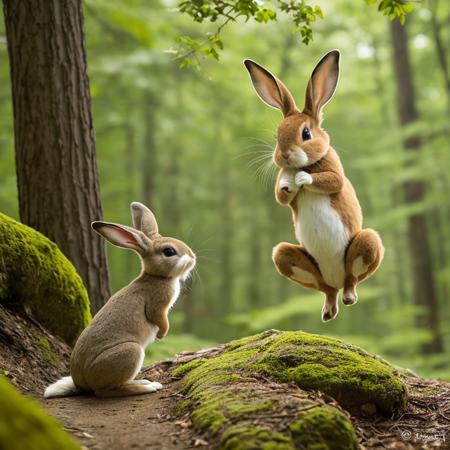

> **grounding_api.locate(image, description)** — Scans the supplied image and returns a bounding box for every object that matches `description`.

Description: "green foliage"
[175,0,414,68]
[0,213,91,345]
[0,376,80,450]
[366,0,415,24]
[176,0,325,68]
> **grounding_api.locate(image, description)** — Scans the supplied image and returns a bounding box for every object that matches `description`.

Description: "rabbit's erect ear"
[244,59,297,117]
[130,202,159,238]
[303,50,340,122]
[92,221,149,254]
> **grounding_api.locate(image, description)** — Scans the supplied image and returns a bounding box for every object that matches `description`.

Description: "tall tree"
[389,18,443,353]
[429,0,450,109]
[2,0,110,314]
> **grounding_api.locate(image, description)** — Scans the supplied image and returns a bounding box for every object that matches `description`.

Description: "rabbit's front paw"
[295,171,313,188]
[279,173,296,193]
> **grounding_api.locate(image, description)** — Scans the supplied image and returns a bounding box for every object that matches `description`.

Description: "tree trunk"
[429,0,450,109]
[389,19,443,353]
[3,0,110,314]
[142,92,157,208]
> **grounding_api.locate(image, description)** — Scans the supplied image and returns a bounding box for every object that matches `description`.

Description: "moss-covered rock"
[248,331,407,416]
[176,330,407,417]
[172,330,408,449]
[0,376,80,450]
[172,332,382,449]
[0,213,90,345]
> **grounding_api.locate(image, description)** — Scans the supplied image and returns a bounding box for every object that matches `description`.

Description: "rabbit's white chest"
[169,280,181,310]
[142,325,158,349]
[295,191,349,289]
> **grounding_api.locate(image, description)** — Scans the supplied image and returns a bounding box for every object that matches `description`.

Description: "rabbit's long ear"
[130,202,159,238]
[244,59,297,117]
[92,221,149,254]
[303,50,340,122]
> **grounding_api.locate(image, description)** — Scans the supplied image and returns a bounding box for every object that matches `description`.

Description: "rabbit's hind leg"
[86,342,161,397]
[272,242,339,322]
[94,382,160,398]
[273,242,323,290]
[343,229,385,306]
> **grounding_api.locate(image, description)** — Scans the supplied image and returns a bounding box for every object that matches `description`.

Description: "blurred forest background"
[1,0,449,379]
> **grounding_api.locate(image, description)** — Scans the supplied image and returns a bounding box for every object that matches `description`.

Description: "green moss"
[172,357,207,378]
[177,330,407,416]
[35,337,59,366]
[245,331,407,415]
[227,399,273,418]
[290,406,358,450]
[221,426,294,450]
[173,330,408,448]
[0,376,80,450]
[0,213,90,345]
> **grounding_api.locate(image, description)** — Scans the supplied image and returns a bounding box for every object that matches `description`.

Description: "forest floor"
[43,366,198,450]
[1,304,449,450]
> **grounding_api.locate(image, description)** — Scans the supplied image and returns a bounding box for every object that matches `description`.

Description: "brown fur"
[245,51,384,321]
[45,202,195,398]
[272,243,339,321]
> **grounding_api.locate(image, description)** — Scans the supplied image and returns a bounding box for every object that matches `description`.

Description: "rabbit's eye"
[163,247,177,257]
[302,127,312,141]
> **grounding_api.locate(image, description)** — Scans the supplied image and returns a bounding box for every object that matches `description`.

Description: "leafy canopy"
[174,0,415,68]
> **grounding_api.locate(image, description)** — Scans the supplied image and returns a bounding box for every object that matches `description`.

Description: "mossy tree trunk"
[2,0,110,314]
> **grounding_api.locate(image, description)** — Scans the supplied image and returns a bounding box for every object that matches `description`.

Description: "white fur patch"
[295,191,348,289]
[44,376,78,398]
[351,256,367,278]
[289,146,309,167]
[321,292,339,322]
[139,383,158,393]
[295,171,313,187]
[141,324,159,350]
[279,170,296,193]
[168,279,181,310]
[129,380,163,390]
[291,267,318,288]
[170,255,195,280]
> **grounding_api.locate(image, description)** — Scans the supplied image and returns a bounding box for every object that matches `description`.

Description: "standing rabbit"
[44,202,196,398]
[244,50,384,322]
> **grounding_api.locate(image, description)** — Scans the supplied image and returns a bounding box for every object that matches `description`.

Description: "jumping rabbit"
[44,202,196,398]
[244,50,384,322]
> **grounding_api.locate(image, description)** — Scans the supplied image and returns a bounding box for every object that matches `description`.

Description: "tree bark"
[389,19,443,353]
[142,92,157,208]
[3,0,110,314]
[429,0,450,109]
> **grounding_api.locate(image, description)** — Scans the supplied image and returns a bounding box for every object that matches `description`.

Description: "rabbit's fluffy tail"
[44,376,81,398]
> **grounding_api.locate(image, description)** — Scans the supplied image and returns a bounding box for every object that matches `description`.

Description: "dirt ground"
[42,379,198,450]
[0,304,71,395]
[1,305,449,450]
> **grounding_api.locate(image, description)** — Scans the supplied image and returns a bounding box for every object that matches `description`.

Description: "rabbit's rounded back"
[244,50,340,169]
